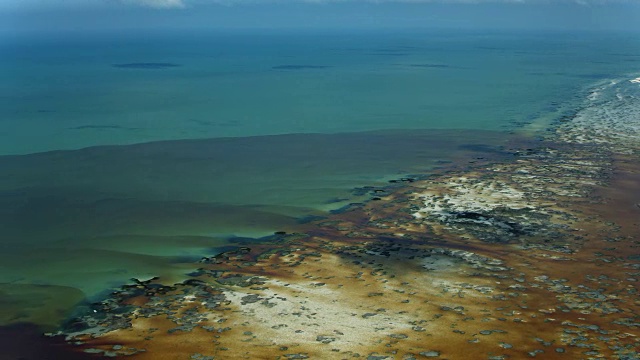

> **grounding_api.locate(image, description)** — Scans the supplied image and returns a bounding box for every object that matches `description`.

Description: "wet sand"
[34,88,640,360]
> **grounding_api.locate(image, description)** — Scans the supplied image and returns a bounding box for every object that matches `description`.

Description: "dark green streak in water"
[112,62,181,69]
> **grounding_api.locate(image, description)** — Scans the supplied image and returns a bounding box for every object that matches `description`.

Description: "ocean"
[1,29,639,331]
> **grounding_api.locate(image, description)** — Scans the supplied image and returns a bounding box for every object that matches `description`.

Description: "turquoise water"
[1,29,639,329]
[2,30,638,154]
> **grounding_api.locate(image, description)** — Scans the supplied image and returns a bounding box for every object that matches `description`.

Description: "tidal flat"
[29,77,640,360]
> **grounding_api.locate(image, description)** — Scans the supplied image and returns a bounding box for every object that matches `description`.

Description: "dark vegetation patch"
[112,63,181,69]
[408,64,451,68]
[70,125,127,130]
[272,65,331,70]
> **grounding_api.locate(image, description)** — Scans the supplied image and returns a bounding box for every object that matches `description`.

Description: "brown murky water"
[1,129,533,359]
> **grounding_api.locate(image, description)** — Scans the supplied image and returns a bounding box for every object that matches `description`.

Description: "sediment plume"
[52,79,640,359]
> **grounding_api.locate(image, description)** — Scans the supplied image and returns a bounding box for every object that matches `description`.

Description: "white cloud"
[189,0,637,2]
[0,0,185,11]
[174,0,640,4]
[121,0,186,8]
[0,0,635,11]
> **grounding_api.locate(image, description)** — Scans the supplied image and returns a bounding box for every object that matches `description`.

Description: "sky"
[1,0,639,34]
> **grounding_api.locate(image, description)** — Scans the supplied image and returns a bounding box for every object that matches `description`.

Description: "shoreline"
[34,77,640,359]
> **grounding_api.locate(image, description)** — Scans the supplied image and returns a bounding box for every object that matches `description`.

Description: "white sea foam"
[557,75,640,152]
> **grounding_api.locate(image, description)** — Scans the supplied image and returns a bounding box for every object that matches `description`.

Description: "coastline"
[34,76,640,359]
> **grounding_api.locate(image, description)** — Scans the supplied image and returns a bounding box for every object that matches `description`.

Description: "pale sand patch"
[412,178,530,219]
